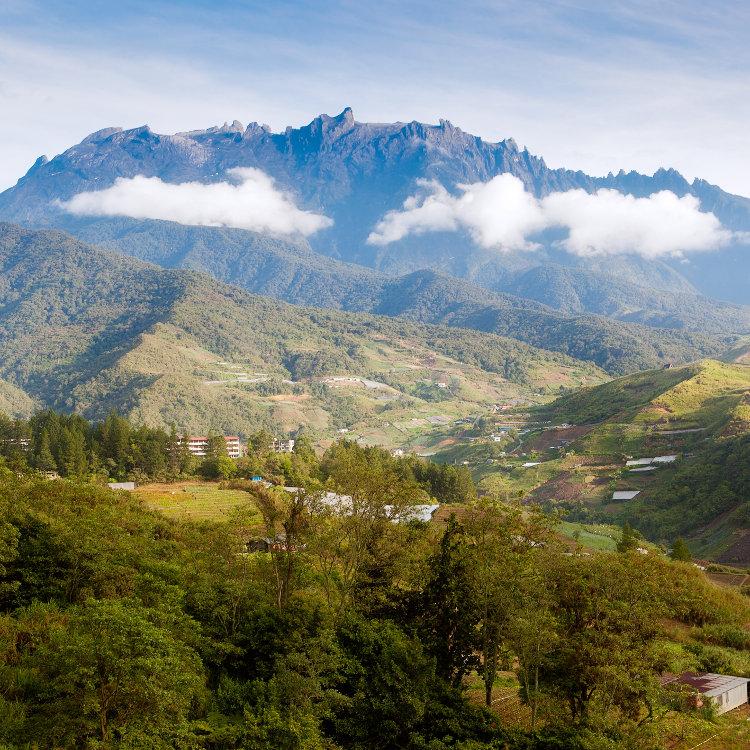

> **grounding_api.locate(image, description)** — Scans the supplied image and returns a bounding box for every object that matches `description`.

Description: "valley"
[426,360,750,563]
[1,100,750,750]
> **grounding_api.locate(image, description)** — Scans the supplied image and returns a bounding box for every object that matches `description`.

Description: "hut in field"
[661,672,749,715]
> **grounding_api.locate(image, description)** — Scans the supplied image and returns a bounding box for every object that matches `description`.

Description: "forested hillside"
[1,443,749,749]
[0,224,603,440]
[7,221,736,376]
[71,219,750,338]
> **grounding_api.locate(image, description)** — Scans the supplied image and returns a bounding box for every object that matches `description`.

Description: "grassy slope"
[525,360,750,560]
[0,224,605,443]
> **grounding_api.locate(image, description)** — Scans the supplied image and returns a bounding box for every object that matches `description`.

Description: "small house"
[661,672,749,715]
[245,534,305,553]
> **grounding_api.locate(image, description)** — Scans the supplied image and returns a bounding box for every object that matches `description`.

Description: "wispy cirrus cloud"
[58,168,332,236]
[368,174,734,258]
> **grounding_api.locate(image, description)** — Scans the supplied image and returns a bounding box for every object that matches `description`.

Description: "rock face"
[2,108,750,304]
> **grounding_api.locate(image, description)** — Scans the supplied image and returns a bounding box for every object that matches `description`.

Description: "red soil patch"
[530,472,586,502]
[716,530,750,566]
[528,425,593,452]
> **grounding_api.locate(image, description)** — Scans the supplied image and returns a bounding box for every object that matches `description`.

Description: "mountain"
[0,378,35,419]
[1,220,732,376]
[2,109,750,316]
[0,224,605,440]
[530,359,750,561]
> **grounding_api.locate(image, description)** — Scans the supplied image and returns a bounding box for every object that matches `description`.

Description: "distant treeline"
[0,410,476,504]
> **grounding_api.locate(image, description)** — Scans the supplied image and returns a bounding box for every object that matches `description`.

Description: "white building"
[273,438,296,453]
[612,490,640,500]
[185,435,242,459]
[661,673,749,715]
[626,455,677,467]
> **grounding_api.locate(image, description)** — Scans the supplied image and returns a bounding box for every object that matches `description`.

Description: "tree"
[250,429,275,455]
[670,537,692,562]
[205,432,229,459]
[59,426,88,477]
[251,485,310,609]
[21,600,205,745]
[201,453,237,480]
[508,596,557,730]
[292,434,316,464]
[538,554,663,728]
[98,411,132,477]
[330,615,432,749]
[417,516,479,687]
[617,521,640,553]
[34,429,57,473]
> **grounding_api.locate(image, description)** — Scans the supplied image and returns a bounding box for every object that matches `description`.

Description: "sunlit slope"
[0,224,605,441]
[532,360,750,562]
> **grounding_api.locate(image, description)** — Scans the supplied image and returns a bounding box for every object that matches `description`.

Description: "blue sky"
[1,1,748,194]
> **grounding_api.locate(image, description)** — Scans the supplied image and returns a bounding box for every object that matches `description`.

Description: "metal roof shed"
[661,673,749,715]
[612,490,640,500]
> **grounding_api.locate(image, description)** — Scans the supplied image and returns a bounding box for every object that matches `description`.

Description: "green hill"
[525,360,750,561]
[0,224,604,442]
[0,378,35,419]
[68,220,734,375]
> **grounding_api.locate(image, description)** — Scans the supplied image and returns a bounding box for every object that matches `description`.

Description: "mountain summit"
[1,110,749,305]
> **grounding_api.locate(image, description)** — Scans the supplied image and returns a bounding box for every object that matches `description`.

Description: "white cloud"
[58,168,332,236]
[367,174,734,257]
[541,188,731,257]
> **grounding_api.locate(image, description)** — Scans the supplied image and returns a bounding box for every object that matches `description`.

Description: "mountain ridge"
[3,109,750,306]
[0,223,605,439]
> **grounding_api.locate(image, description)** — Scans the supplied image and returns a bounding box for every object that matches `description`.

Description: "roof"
[661,673,749,697]
[613,490,640,500]
[625,455,677,466]
[187,435,239,440]
[391,504,440,523]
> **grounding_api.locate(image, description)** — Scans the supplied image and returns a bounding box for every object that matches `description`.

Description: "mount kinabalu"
[2,108,750,311]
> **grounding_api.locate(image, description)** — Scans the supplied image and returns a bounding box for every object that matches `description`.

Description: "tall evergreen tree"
[417,516,480,687]
[670,537,693,562]
[59,427,88,477]
[616,521,639,553]
[35,429,57,473]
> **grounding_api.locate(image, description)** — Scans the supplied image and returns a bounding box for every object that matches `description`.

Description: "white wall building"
[662,673,749,715]
[185,435,242,458]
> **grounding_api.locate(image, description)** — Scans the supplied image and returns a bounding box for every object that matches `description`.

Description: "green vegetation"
[60,221,738,375]
[0,378,35,420]
[0,224,604,444]
[138,482,262,521]
[536,365,694,425]
[1,460,748,749]
[517,360,750,562]
[627,434,750,561]
[556,521,619,551]
[0,410,479,510]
